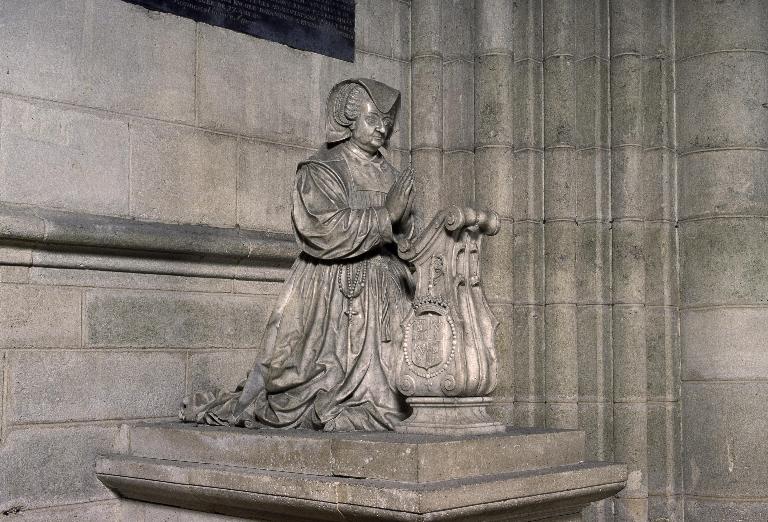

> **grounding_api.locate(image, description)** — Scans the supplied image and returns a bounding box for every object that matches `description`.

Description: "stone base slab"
[96,423,626,521]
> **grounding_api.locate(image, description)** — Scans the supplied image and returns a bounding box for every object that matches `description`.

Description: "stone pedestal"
[96,423,625,521]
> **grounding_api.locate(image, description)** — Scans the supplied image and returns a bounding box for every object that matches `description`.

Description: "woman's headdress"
[325,78,401,144]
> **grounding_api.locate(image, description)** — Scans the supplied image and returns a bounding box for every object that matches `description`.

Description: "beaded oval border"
[402,313,457,380]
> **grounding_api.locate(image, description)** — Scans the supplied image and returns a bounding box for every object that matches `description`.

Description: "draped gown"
[181,141,413,431]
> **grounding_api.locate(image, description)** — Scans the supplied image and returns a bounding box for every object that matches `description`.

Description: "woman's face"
[350,100,394,154]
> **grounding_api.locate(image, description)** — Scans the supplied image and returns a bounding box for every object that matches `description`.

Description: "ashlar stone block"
[682,307,768,381]
[0,284,81,348]
[0,0,196,122]
[85,289,273,349]
[0,425,119,512]
[677,52,768,152]
[0,98,129,216]
[129,121,238,227]
[7,350,185,424]
[679,150,768,220]
[238,140,310,234]
[189,350,259,395]
[683,382,768,498]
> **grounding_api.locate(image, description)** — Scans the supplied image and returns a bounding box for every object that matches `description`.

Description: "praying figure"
[181,78,417,431]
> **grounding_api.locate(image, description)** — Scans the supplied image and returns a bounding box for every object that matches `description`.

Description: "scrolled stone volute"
[395,206,501,400]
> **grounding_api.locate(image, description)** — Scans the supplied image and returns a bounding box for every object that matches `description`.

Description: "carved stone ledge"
[96,423,626,521]
[0,203,298,279]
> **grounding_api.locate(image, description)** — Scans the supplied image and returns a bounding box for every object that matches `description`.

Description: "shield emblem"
[410,314,447,371]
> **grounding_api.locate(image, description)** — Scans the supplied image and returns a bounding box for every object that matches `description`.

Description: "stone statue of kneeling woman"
[180,78,417,431]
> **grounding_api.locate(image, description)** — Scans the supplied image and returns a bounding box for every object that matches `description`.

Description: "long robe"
[181,141,413,431]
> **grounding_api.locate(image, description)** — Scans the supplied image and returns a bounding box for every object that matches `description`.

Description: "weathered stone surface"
[647,402,682,497]
[576,305,612,402]
[542,0,574,59]
[512,151,544,222]
[85,289,273,349]
[613,402,649,498]
[578,402,613,461]
[612,305,647,403]
[545,304,578,402]
[98,423,624,521]
[512,305,545,403]
[441,0,474,61]
[474,147,513,219]
[575,223,611,304]
[0,266,29,284]
[475,0,514,53]
[544,221,577,303]
[442,60,474,151]
[648,495,683,522]
[0,0,195,122]
[7,350,185,423]
[129,121,238,227]
[441,151,475,209]
[685,498,768,522]
[513,401,547,429]
[646,306,680,402]
[574,0,609,60]
[356,0,396,58]
[544,148,577,219]
[29,267,233,294]
[612,220,646,304]
[121,500,242,522]
[575,58,610,149]
[644,221,677,306]
[411,56,443,150]
[490,304,514,398]
[641,148,675,221]
[679,218,768,306]
[189,350,258,395]
[411,0,440,56]
[543,58,576,147]
[4,500,118,521]
[682,307,768,381]
[545,402,579,431]
[611,146,644,219]
[610,55,644,146]
[512,0,543,61]
[0,98,130,216]
[238,140,309,234]
[641,58,675,149]
[683,382,768,498]
[676,52,768,152]
[609,0,643,55]
[233,280,283,296]
[512,60,544,151]
[393,1,411,61]
[0,284,81,348]
[0,425,118,512]
[197,26,409,152]
[679,150,768,219]
[480,221,514,303]
[125,424,587,484]
[474,54,514,147]
[675,0,768,59]
[0,244,32,266]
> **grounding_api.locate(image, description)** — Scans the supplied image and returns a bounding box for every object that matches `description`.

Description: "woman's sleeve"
[291,162,394,260]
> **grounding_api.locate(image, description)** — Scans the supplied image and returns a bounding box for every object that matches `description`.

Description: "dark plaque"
[123,0,355,62]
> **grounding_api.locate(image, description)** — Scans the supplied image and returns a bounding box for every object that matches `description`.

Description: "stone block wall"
[0,0,411,519]
[2,1,767,521]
